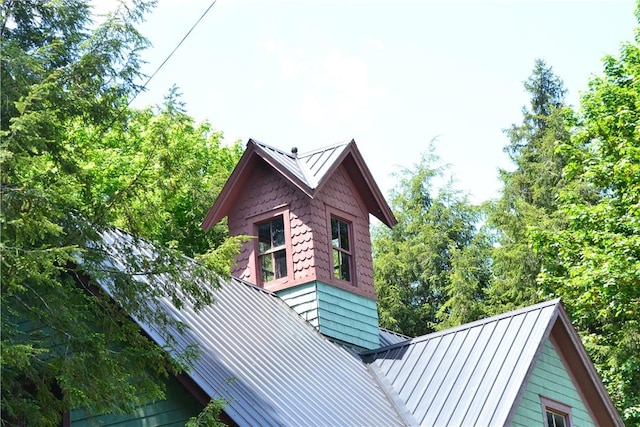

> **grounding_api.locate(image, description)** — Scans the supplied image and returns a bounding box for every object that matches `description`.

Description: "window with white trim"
[546,409,568,427]
[541,397,572,427]
[331,217,352,282]
[257,215,287,283]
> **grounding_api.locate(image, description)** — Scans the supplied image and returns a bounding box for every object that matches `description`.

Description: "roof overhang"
[202,139,396,231]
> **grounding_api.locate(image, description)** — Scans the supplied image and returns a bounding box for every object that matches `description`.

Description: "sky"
[95,0,637,203]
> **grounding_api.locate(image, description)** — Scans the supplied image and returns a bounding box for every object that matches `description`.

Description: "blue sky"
[96,0,638,203]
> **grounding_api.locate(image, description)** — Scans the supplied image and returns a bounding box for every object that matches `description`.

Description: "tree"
[484,59,571,313]
[1,1,240,424]
[534,11,640,422]
[373,147,491,337]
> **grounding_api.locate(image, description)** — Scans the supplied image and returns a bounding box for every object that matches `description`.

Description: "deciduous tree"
[1,1,241,424]
[534,12,640,422]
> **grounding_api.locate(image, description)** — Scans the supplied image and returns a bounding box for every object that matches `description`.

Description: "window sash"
[331,217,352,282]
[257,216,287,283]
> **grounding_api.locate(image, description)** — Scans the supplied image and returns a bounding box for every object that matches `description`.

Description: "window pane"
[546,410,566,427]
[339,221,349,250]
[331,218,339,247]
[260,254,273,282]
[274,249,287,279]
[333,248,341,279]
[547,411,555,427]
[272,217,285,247]
[340,252,351,281]
[258,223,271,253]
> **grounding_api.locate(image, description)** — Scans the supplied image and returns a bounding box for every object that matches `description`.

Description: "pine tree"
[485,60,570,313]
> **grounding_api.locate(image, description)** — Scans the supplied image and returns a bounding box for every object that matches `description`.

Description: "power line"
[127,0,218,107]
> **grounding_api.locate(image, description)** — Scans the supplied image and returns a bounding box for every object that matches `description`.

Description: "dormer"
[203,139,396,349]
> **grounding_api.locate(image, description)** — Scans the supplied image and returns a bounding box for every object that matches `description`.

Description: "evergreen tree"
[1,2,240,424]
[485,60,571,313]
[373,147,490,336]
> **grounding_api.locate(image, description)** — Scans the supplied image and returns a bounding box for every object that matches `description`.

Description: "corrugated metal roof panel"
[97,228,405,427]
[365,300,559,427]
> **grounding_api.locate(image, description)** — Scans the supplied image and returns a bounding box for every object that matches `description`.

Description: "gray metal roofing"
[97,228,405,427]
[251,139,350,190]
[379,328,411,348]
[364,299,560,427]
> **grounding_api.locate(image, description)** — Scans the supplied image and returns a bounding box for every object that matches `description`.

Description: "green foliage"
[0,1,241,425]
[186,399,228,427]
[373,146,491,336]
[534,14,640,422]
[485,59,571,313]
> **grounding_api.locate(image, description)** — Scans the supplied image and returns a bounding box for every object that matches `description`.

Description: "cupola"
[203,139,396,350]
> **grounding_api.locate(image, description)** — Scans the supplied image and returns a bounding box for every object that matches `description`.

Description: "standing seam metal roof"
[363,300,560,427]
[251,139,351,191]
[96,228,405,427]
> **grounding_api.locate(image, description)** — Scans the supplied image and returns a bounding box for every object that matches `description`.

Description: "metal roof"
[201,139,397,229]
[96,228,405,427]
[251,139,351,190]
[379,327,411,348]
[363,300,561,427]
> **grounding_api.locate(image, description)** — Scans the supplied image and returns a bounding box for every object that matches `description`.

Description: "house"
[72,139,623,426]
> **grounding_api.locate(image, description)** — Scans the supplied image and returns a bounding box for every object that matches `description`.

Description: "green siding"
[71,376,204,426]
[278,281,379,350]
[277,283,320,327]
[511,339,595,427]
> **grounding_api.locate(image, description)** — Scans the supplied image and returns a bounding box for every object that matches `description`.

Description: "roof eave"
[552,303,625,426]
[313,140,396,228]
[201,143,258,231]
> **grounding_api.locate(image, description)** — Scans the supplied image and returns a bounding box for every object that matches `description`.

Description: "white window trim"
[325,206,357,287]
[250,207,293,287]
[540,396,573,427]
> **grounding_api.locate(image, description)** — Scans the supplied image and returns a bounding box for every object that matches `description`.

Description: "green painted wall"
[71,376,204,426]
[277,281,380,350]
[511,339,595,427]
[277,283,319,328]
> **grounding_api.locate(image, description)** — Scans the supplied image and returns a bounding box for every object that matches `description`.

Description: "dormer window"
[258,215,287,283]
[331,217,352,283]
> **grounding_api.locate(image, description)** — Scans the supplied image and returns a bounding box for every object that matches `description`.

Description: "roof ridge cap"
[296,156,319,188]
[297,140,351,157]
[364,299,561,355]
[249,139,296,159]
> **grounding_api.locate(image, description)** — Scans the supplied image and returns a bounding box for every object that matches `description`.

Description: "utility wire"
[127,0,218,107]
[91,0,218,227]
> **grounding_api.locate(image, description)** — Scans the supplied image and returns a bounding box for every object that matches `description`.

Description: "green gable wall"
[511,339,595,426]
[277,281,380,350]
[71,376,204,426]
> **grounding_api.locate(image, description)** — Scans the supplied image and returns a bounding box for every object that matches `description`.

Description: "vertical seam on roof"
[430,326,482,425]
[504,305,558,426]
[409,331,459,416]
[486,307,545,426]
[458,316,513,425]
[367,363,416,427]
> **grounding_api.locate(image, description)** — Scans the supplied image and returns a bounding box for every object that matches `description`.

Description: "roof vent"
[291,147,298,157]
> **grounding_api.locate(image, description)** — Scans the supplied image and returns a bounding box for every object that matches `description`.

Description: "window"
[331,217,352,282]
[541,397,572,427]
[257,215,287,283]
[546,409,568,427]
